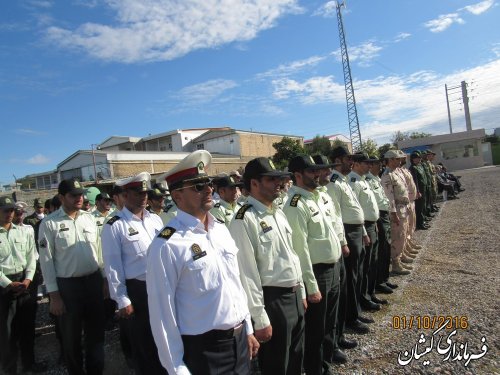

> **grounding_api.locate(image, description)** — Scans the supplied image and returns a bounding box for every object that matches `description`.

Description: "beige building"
[398,129,488,171]
[304,134,352,153]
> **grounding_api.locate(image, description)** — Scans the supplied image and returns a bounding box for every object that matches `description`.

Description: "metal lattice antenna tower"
[336,1,362,151]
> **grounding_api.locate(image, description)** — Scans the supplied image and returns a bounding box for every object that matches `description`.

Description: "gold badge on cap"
[229,177,235,184]
[154,188,161,195]
[197,161,204,173]
[260,221,273,233]
[268,160,276,170]
[74,181,81,188]
[191,243,207,260]
[142,180,147,190]
[309,156,315,163]
[5,198,12,204]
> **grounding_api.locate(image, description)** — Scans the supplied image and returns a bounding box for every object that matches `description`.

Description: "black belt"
[5,272,24,281]
[344,223,363,228]
[364,220,376,225]
[199,320,245,340]
[57,269,100,280]
[263,284,300,294]
[379,210,388,214]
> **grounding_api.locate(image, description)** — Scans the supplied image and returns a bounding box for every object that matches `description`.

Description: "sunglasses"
[176,180,214,192]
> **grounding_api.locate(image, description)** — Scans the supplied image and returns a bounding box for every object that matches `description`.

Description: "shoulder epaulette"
[165,204,174,213]
[215,218,224,224]
[214,203,221,208]
[107,216,121,225]
[158,227,176,240]
[289,194,301,207]
[350,177,356,182]
[235,204,253,220]
[330,174,339,183]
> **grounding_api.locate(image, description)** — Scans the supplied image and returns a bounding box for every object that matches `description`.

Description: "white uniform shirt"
[147,209,252,375]
[101,207,163,309]
[38,208,101,293]
[228,196,305,329]
[347,171,380,222]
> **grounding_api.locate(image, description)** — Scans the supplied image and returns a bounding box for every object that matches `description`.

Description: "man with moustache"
[283,155,342,375]
[38,179,105,375]
[101,172,166,375]
[229,157,305,375]
[147,150,259,375]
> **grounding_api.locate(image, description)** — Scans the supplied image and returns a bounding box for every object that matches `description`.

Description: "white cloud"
[176,79,238,104]
[45,0,303,63]
[331,41,383,67]
[256,55,326,79]
[15,128,45,136]
[27,154,50,165]
[493,43,500,57]
[394,32,411,42]
[270,58,500,143]
[461,0,495,15]
[24,0,53,8]
[424,13,465,33]
[312,1,337,18]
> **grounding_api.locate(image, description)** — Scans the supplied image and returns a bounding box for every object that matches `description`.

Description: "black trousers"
[0,272,38,374]
[124,279,167,375]
[182,323,251,375]
[376,211,391,286]
[259,286,305,375]
[343,224,363,323]
[304,262,340,375]
[334,256,347,347]
[414,197,426,227]
[57,270,105,375]
[362,222,379,304]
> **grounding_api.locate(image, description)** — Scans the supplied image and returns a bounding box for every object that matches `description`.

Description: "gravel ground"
[28,166,499,375]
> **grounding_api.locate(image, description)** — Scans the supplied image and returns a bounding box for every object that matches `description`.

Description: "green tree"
[377,143,393,158]
[359,138,379,158]
[305,136,333,156]
[272,137,306,169]
[390,131,410,144]
[409,132,432,139]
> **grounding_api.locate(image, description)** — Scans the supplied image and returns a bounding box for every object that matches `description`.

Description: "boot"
[403,250,417,259]
[409,239,422,249]
[401,262,413,270]
[406,247,419,255]
[401,254,414,263]
[391,260,410,275]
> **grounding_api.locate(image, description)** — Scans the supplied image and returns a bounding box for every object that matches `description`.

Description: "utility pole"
[445,84,453,134]
[461,81,472,131]
[91,144,98,184]
[335,1,362,152]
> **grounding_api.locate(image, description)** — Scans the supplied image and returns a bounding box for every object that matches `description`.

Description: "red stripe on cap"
[166,167,200,186]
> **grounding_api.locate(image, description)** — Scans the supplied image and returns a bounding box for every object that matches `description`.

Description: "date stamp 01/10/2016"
[392,316,489,368]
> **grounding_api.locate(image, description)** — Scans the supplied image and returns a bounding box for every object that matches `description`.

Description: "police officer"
[147,150,259,375]
[381,151,411,276]
[347,152,382,313]
[147,183,170,225]
[409,151,430,230]
[283,155,342,375]
[101,172,166,375]
[229,157,305,375]
[0,196,46,374]
[23,198,45,228]
[312,154,356,364]
[38,178,105,375]
[327,146,370,335]
[210,175,243,227]
[366,159,398,295]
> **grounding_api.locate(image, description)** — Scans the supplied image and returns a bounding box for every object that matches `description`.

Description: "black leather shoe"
[331,349,347,364]
[23,361,48,373]
[338,336,357,349]
[361,300,381,311]
[358,315,375,324]
[346,320,370,334]
[376,284,393,294]
[417,225,429,230]
[371,295,388,305]
[386,282,399,289]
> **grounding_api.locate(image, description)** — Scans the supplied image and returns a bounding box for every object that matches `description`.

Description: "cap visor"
[261,171,292,177]
[70,188,86,195]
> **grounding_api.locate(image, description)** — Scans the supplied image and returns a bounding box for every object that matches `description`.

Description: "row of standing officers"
[0,144,432,375]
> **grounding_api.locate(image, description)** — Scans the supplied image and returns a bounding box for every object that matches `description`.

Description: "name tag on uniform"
[59,224,69,232]
[191,243,207,260]
[260,221,272,233]
[59,228,69,232]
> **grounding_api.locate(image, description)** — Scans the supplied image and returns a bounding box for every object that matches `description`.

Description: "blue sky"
[1,0,499,185]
